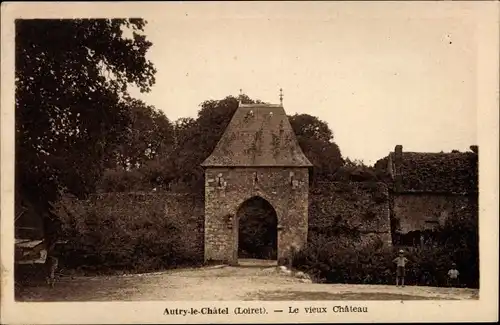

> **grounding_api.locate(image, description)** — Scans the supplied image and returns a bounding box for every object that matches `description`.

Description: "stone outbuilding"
[201,102,312,265]
[375,145,478,247]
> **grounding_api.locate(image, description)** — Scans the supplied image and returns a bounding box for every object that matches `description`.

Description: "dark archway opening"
[237,196,278,260]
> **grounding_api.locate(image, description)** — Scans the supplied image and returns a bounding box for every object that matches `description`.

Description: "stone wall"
[58,180,399,268]
[59,192,205,266]
[392,193,471,234]
[204,167,309,264]
[309,182,392,247]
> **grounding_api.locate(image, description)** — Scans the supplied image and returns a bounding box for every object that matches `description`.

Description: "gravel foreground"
[16,261,479,302]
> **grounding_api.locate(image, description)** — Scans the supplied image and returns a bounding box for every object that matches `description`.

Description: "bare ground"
[15,260,479,302]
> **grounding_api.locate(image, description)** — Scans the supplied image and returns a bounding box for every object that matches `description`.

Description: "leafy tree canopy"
[112,98,174,169]
[99,94,348,192]
[15,19,157,233]
[288,114,344,181]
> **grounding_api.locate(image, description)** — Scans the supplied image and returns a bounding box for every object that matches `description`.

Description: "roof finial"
[239,88,243,105]
[279,88,283,106]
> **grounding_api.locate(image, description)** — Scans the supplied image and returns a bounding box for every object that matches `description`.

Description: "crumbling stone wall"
[59,179,396,269]
[392,193,472,234]
[204,167,309,265]
[309,182,392,247]
[59,192,205,264]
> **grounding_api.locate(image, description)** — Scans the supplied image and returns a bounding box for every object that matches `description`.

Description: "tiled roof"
[201,104,312,167]
[381,150,478,194]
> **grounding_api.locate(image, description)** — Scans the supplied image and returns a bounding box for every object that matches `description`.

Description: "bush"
[294,193,478,288]
[56,195,203,274]
[293,229,478,288]
[434,197,479,288]
[292,234,394,284]
[98,168,147,192]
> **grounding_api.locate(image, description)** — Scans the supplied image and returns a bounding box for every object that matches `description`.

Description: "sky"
[128,2,479,165]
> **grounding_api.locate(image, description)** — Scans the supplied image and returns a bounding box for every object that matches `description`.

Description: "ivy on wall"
[53,192,205,273]
[309,182,391,240]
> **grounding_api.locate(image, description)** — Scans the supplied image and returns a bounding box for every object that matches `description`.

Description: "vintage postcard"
[1,1,498,324]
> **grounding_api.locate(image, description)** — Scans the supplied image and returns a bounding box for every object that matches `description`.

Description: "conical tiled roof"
[201,103,312,167]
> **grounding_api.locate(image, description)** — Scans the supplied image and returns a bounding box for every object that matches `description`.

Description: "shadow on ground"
[15,262,479,302]
[250,290,457,301]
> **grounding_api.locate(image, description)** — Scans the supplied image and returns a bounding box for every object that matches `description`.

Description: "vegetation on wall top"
[375,150,478,194]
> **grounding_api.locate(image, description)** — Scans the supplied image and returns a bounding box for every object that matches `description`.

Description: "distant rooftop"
[375,145,478,194]
[202,103,312,167]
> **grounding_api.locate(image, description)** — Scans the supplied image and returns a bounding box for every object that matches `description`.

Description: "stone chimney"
[394,145,403,192]
[395,145,403,161]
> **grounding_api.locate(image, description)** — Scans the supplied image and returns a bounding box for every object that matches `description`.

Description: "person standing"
[393,249,409,287]
[447,263,460,287]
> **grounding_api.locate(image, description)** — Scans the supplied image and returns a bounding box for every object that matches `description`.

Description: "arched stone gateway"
[202,102,312,265]
[237,196,278,260]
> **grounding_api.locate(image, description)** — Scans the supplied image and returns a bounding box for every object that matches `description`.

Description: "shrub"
[293,206,479,288]
[433,197,479,288]
[98,168,147,192]
[292,234,394,284]
[56,194,204,274]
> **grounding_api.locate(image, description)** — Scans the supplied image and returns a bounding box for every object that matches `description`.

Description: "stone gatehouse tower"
[201,102,312,265]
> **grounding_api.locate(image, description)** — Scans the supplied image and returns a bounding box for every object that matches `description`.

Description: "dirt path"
[16,260,479,302]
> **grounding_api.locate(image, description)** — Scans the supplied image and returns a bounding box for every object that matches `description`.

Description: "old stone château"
[16,101,479,267]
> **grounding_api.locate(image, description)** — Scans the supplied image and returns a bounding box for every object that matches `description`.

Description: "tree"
[171,94,259,191]
[15,19,156,246]
[168,96,345,191]
[111,97,174,169]
[92,94,347,194]
[288,114,344,182]
[98,167,146,193]
[334,158,379,182]
[173,117,197,149]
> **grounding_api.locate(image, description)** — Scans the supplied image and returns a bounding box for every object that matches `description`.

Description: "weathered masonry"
[201,103,312,265]
[375,145,478,247]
